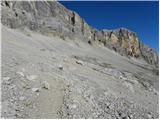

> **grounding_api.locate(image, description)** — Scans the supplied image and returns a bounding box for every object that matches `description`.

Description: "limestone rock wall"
[1,1,158,67]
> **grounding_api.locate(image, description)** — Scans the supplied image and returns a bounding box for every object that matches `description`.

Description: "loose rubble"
[76,60,84,66]
[32,88,40,92]
[42,81,50,90]
[58,64,63,70]
[1,1,158,119]
[26,75,37,81]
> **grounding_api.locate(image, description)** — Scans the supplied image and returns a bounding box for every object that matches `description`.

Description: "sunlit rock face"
[103,28,141,58]
[1,1,158,67]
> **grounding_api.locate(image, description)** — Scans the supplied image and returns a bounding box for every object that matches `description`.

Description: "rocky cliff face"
[1,1,158,67]
[1,1,159,119]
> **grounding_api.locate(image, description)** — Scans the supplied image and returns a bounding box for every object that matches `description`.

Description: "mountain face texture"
[1,1,158,68]
[1,1,159,119]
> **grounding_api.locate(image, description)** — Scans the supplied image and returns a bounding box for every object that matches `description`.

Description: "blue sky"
[59,1,159,52]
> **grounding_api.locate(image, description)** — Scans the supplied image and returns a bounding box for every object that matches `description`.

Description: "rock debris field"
[1,1,159,119]
[1,26,159,119]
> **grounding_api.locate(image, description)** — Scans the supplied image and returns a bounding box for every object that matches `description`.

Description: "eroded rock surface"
[1,1,159,119]
[1,1,158,67]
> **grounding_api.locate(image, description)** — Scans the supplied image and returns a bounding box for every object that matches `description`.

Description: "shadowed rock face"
[1,1,158,67]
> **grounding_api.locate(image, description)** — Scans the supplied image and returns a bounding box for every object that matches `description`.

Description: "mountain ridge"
[1,1,159,67]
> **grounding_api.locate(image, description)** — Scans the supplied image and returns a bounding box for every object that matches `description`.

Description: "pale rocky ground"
[1,25,159,118]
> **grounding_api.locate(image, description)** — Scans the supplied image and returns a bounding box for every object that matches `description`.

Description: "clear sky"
[59,1,159,52]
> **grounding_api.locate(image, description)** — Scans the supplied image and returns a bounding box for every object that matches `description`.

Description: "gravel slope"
[1,25,159,118]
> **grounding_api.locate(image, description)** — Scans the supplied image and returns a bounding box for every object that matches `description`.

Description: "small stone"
[15,112,22,117]
[23,84,31,89]
[42,81,50,89]
[3,77,12,85]
[19,96,25,101]
[115,111,121,118]
[63,58,67,62]
[58,64,63,70]
[32,88,40,92]
[3,77,11,81]
[17,71,25,77]
[26,75,37,81]
[148,113,152,118]
[25,101,32,107]
[70,104,77,109]
[76,60,84,66]
[121,113,127,119]
[129,114,133,118]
